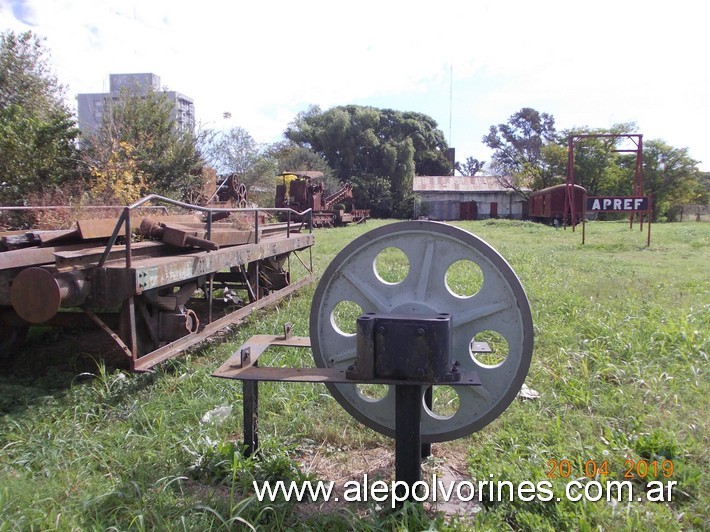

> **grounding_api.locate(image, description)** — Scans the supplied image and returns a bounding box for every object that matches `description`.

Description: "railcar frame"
[0,195,315,372]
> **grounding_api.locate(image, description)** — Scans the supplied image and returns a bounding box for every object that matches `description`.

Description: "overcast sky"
[2,0,708,171]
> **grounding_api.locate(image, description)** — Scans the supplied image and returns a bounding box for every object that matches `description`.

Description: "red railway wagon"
[528,184,586,224]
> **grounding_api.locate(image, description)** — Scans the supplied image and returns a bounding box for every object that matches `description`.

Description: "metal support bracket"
[212,329,484,504]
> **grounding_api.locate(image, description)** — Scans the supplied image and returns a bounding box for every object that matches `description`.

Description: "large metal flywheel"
[310,221,534,443]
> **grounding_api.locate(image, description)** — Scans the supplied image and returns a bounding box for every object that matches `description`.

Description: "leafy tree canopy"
[697,172,710,205]
[265,140,338,189]
[641,139,702,221]
[81,88,203,203]
[202,126,259,176]
[483,107,557,173]
[455,156,486,176]
[1,31,64,113]
[201,126,268,203]
[0,31,79,206]
[284,105,450,217]
[482,107,561,194]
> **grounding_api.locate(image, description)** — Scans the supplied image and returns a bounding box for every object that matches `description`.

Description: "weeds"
[0,220,708,529]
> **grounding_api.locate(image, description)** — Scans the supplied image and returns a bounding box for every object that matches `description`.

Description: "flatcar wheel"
[309,221,534,443]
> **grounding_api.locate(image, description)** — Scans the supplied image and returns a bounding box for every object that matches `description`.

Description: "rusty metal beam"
[0,243,87,271]
[212,331,482,385]
[131,274,315,372]
[100,233,314,298]
[53,241,168,272]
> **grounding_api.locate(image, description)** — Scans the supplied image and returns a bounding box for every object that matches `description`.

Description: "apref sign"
[586,196,649,212]
[582,194,652,246]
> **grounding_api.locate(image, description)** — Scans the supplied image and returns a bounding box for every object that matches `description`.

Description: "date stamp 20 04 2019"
[546,458,675,480]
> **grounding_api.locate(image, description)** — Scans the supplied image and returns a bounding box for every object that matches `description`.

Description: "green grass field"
[1,219,708,530]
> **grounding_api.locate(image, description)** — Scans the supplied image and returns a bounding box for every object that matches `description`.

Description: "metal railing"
[95,194,314,269]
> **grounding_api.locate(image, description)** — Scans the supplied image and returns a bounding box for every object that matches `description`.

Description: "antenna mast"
[449,65,453,145]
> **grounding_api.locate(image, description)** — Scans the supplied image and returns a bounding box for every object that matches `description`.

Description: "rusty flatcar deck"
[1,195,315,370]
[50,232,314,309]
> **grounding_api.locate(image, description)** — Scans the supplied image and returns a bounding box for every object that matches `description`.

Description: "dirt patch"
[180,439,482,525]
[292,440,482,521]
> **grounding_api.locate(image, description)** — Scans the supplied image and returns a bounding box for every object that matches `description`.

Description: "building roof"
[414,175,524,192]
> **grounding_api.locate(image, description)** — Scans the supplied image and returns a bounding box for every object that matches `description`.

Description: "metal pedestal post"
[243,375,259,457]
[395,384,422,503]
[421,386,432,458]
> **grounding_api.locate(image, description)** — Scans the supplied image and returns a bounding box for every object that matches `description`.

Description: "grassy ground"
[0,219,707,530]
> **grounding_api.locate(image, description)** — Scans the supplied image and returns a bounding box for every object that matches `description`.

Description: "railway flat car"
[0,195,314,371]
[528,183,586,224]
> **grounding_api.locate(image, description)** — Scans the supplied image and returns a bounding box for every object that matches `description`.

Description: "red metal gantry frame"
[564,134,650,245]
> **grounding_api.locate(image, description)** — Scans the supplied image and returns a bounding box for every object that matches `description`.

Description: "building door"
[460,201,478,220]
[490,202,498,218]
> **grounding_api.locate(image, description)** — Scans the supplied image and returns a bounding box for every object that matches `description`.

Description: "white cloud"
[1,0,707,168]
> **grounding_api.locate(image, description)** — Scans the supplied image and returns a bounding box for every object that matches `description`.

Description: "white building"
[414,175,529,220]
[76,73,195,137]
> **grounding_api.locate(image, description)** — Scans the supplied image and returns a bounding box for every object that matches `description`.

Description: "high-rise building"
[76,73,195,136]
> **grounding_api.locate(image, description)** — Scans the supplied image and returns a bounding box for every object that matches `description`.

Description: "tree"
[378,108,450,177]
[265,140,339,192]
[697,171,710,206]
[482,107,560,194]
[455,156,485,176]
[563,128,703,221]
[203,126,259,176]
[351,175,393,218]
[0,31,79,207]
[81,88,203,203]
[642,140,702,221]
[86,140,146,205]
[267,141,332,175]
[201,126,266,203]
[284,105,450,217]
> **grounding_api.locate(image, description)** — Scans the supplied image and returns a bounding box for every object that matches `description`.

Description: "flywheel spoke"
[341,269,391,312]
[411,239,437,301]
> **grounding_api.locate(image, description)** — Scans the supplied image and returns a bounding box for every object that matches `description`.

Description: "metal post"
[565,136,575,230]
[243,373,259,457]
[253,210,261,301]
[582,193,587,245]
[98,209,127,268]
[647,197,652,247]
[421,386,432,458]
[124,207,138,364]
[124,206,132,268]
[127,296,138,364]
[208,272,214,324]
[395,384,422,503]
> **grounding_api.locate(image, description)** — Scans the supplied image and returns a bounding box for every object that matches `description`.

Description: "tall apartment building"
[76,73,195,136]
